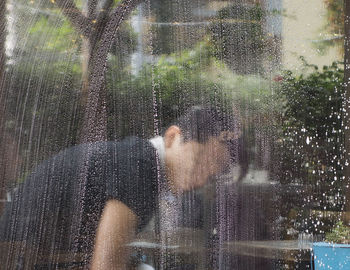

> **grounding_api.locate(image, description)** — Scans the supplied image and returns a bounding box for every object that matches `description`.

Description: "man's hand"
[91,199,138,270]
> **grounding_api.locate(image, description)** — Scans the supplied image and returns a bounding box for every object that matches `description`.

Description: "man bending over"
[0,106,240,269]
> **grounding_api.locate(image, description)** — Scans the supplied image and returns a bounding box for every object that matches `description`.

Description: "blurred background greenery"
[0,0,347,268]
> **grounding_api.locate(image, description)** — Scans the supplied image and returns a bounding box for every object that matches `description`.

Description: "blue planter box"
[313,242,350,269]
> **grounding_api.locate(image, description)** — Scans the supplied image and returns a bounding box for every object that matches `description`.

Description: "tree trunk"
[81,0,98,108]
[54,0,143,143]
[79,0,143,144]
[79,0,105,143]
[343,0,350,224]
[78,0,107,144]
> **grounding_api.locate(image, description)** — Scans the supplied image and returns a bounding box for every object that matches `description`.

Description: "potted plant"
[313,221,350,269]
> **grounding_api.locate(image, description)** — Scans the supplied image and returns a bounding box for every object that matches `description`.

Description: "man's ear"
[164,125,181,148]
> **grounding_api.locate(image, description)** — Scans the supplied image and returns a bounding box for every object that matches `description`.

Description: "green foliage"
[279,60,344,183]
[5,0,137,177]
[28,15,80,53]
[280,60,343,148]
[209,3,265,74]
[217,3,264,21]
[277,60,345,236]
[203,61,280,119]
[325,221,350,244]
[106,39,220,138]
[4,65,82,176]
[106,38,278,139]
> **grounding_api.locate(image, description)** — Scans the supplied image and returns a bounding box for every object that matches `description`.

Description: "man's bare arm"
[91,199,138,270]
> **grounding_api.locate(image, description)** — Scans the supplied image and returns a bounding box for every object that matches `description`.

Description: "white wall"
[282,0,342,71]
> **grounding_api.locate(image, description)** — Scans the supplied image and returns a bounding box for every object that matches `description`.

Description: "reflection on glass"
[0,0,346,269]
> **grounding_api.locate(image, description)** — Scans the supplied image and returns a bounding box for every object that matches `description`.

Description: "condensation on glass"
[0,0,345,269]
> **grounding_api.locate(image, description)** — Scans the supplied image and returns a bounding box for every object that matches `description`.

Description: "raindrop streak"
[0,0,346,269]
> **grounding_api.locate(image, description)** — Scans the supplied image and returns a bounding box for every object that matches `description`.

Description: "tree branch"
[81,0,144,143]
[91,0,115,46]
[88,0,143,79]
[87,0,99,19]
[55,0,94,38]
[96,0,114,23]
[99,0,143,53]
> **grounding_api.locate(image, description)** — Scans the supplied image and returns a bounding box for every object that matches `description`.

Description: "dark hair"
[174,106,238,143]
[174,105,248,180]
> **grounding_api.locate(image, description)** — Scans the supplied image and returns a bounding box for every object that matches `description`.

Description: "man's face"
[164,126,230,191]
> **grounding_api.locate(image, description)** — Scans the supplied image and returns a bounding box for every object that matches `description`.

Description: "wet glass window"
[0,0,348,269]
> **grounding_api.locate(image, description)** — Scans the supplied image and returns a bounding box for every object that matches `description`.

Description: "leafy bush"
[209,3,265,74]
[276,60,345,236]
[325,221,350,244]
[106,38,278,142]
[279,61,344,188]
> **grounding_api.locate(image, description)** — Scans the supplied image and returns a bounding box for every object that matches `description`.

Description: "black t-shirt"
[0,137,159,254]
